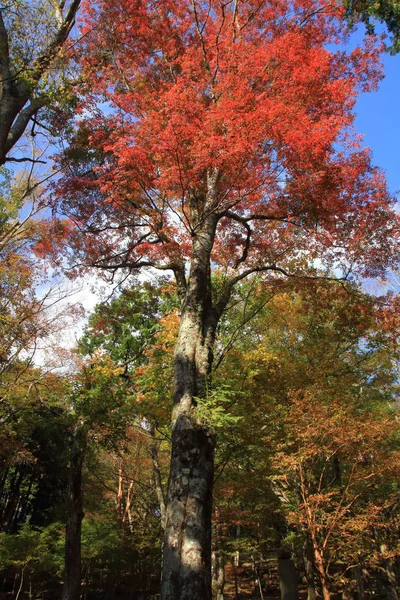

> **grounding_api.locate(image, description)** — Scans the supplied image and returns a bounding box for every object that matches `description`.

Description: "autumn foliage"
[53,0,399,281]
[1,1,399,599]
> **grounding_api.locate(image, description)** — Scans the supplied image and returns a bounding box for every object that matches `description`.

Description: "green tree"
[345,0,400,52]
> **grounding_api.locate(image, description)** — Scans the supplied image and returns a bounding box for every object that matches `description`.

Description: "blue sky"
[354,47,400,196]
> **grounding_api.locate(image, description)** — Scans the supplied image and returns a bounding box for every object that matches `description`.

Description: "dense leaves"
[53,0,399,284]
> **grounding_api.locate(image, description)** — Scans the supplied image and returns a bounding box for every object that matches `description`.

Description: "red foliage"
[56,0,398,279]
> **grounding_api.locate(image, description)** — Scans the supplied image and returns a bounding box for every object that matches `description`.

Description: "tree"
[0,164,81,381]
[0,522,65,600]
[0,367,70,535]
[53,2,399,598]
[221,281,400,599]
[0,0,81,165]
[59,282,170,600]
[1,278,398,598]
[208,279,400,598]
[344,0,400,52]
[272,394,400,600]
[0,364,70,598]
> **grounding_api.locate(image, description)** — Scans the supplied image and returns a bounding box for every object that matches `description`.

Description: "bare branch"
[5,97,47,155]
[30,0,81,83]
[5,156,46,164]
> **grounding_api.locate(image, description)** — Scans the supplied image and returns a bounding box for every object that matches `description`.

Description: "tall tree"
[54,2,399,598]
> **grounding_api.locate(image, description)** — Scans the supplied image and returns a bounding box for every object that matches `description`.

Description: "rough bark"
[211,551,225,600]
[61,425,85,600]
[161,206,220,600]
[161,309,216,600]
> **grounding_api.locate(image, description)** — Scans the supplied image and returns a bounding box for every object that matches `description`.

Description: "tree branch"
[30,0,81,83]
[0,9,11,84]
[225,210,252,267]
[5,97,47,154]
[5,156,46,164]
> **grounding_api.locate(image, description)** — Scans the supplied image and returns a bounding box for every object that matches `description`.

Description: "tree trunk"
[212,519,225,600]
[2,467,25,533]
[278,549,298,600]
[116,465,123,517]
[303,541,316,600]
[150,428,166,529]
[123,480,134,533]
[311,545,331,600]
[382,557,399,600]
[160,312,215,599]
[15,565,26,600]
[161,209,220,600]
[232,557,240,600]
[212,552,225,600]
[61,425,86,600]
[0,86,28,165]
[354,566,365,600]
[0,3,81,165]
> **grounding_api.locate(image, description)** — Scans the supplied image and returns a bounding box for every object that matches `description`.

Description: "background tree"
[344,0,400,52]
[0,0,81,165]
[59,282,173,600]
[214,280,400,599]
[1,277,399,599]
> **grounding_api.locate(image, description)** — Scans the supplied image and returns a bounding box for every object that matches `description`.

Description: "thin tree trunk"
[18,474,34,525]
[150,428,166,529]
[374,535,399,600]
[15,565,26,600]
[306,560,316,599]
[312,545,330,600]
[0,467,9,500]
[11,571,18,595]
[303,540,316,600]
[2,467,24,532]
[382,554,399,600]
[252,557,264,600]
[212,518,225,600]
[354,566,365,599]
[61,425,86,600]
[116,465,123,517]
[123,480,134,533]
[232,558,240,600]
